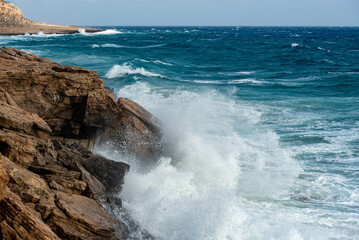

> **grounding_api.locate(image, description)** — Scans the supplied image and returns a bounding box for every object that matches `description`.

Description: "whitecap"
[79,29,123,36]
[228,78,263,84]
[105,64,166,79]
[291,43,300,48]
[221,71,256,76]
[95,83,304,240]
[92,43,167,49]
[153,60,173,66]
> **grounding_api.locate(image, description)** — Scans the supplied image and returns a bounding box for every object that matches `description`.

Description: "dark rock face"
[0,48,158,239]
[0,47,162,161]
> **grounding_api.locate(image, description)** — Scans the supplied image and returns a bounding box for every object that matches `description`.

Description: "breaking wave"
[105,64,166,78]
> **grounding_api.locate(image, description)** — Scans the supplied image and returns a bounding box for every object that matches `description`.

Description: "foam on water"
[105,64,166,78]
[79,29,123,36]
[3,26,359,240]
[94,82,326,240]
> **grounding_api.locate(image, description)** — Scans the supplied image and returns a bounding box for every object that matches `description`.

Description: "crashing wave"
[105,64,166,78]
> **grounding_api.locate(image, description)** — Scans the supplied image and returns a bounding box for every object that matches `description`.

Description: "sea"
[1,26,359,240]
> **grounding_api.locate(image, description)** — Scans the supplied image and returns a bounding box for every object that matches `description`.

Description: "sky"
[11,0,359,26]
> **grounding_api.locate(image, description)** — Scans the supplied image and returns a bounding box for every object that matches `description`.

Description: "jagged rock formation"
[0,47,162,161]
[0,48,161,239]
[0,0,99,35]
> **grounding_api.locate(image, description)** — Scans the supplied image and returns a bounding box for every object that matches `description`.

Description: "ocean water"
[1,27,359,240]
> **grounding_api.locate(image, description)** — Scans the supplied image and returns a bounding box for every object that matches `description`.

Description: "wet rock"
[0,47,158,239]
[54,140,130,194]
[115,97,162,162]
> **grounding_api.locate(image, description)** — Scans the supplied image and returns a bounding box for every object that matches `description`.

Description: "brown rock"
[116,98,162,162]
[1,154,52,204]
[0,188,60,240]
[54,141,129,194]
[46,192,123,240]
[0,47,162,161]
[0,87,18,107]
[0,154,8,201]
[0,128,55,167]
[0,101,52,139]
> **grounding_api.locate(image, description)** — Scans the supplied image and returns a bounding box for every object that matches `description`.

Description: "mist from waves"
[95,81,345,240]
[2,26,359,240]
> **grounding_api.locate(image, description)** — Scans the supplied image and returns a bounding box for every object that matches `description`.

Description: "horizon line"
[82,25,359,28]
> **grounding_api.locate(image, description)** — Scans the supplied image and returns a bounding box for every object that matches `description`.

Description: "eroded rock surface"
[0,47,162,161]
[0,49,158,239]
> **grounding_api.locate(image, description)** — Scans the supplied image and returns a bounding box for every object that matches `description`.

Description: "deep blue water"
[1,27,359,240]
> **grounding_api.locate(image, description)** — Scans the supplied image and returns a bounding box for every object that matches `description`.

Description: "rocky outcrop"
[0,0,99,35]
[0,48,159,239]
[0,47,162,161]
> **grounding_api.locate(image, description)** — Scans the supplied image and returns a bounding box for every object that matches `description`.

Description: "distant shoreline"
[0,0,100,36]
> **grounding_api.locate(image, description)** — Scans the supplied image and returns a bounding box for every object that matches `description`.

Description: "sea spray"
[96,82,306,239]
[4,26,358,240]
[105,64,166,79]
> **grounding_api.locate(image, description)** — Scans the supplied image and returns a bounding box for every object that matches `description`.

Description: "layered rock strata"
[0,0,99,35]
[0,48,160,239]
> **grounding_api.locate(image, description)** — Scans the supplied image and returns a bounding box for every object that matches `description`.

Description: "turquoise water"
[1,27,359,240]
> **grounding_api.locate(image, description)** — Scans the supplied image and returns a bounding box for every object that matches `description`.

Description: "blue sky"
[11,0,359,26]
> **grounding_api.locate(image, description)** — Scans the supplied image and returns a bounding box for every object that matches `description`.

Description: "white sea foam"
[105,64,166,79]
[153,60,173,66]
[228,78,263,84]
[292,43,300,48]
[79,29,123,36]
[90,43,167,49]
[94,82,321,240]
[20,49,43,55]
[222,71,256,76]
[27,31,64,37]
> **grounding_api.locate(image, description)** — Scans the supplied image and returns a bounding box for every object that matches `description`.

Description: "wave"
[133,58,173,66]
[90,43,167,49]
[153,60,173,66]
[105,64,166,79]
[180,78,264,85]
[96,82,303,240]
[291,43,300,48]
[221,71,256,76]
[228,78,263,84]
[78,28,123,36]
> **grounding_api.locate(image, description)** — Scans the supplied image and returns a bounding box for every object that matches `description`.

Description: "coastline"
[0,0,100,35]
[0,47,160,239]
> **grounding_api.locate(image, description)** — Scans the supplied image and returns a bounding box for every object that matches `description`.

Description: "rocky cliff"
[0,47,161,239]
[0,0,99,35]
